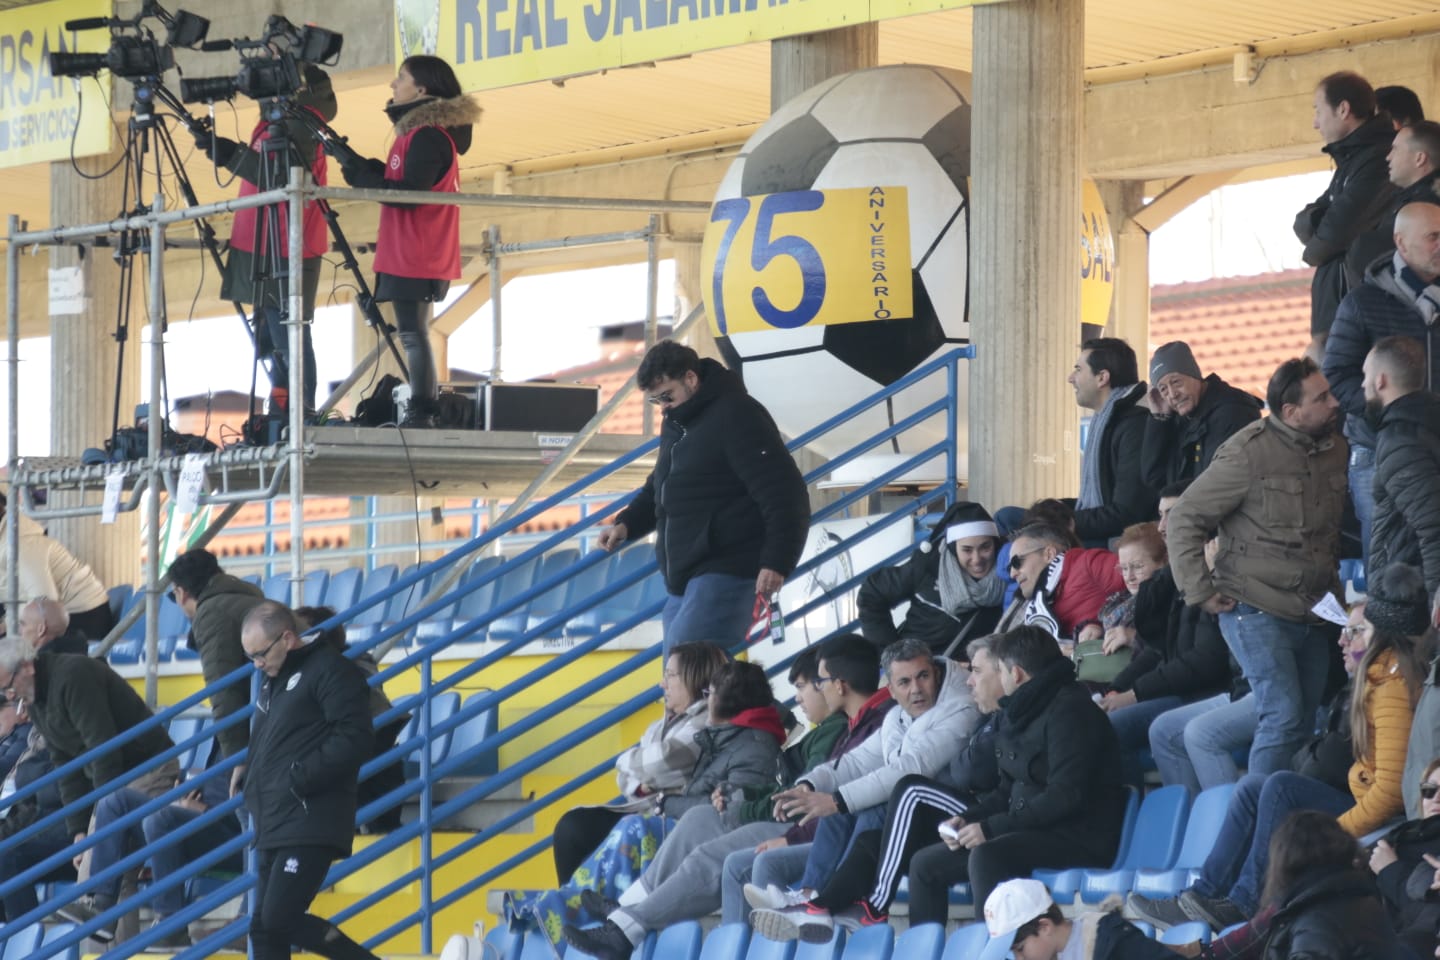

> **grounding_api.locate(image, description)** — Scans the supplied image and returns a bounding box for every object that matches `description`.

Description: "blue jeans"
[1149,694,1256,796]
[88,787,151,902]
[797,806,885,892]
[1218,604,1332,777]
[1109,695,1184,789]
[661,572,758,658]
[720,842,811,925]
[1349,447,1375,567]
[1191,772,1352,914]
[143,804,244,917]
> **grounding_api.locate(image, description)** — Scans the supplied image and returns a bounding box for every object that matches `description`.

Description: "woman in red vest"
[337,56,481,427]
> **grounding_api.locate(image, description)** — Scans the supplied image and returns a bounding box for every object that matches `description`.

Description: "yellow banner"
[0,0,112,169]
[701,186,913,335]
[396,0,998,92]
[1080,179,1115,326]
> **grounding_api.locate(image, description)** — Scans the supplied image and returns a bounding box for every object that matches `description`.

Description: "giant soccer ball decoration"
[706,64,1113,477]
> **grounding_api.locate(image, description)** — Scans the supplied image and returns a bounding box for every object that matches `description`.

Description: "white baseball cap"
[984,879,1055,938]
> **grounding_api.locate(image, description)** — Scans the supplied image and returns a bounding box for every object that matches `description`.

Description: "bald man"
[18,597,86,655]
[1324,200,1440,562]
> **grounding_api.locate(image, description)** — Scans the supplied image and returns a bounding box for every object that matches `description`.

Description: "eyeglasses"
[1008,549,1043,571]
[1341,624,1372,639]
[813,675,836,688]
[246,633,285,666]
[1421,782,1440,800]
[646,390,676,406]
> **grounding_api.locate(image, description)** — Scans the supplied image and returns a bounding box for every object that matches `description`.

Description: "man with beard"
[1365,336,1440,593]
[1165,358,1348,778]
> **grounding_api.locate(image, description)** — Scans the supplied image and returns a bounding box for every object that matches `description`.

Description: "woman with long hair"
[335,55,481,427]
[1129,562,1427,932]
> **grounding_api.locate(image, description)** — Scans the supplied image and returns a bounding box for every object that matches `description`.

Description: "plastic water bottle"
[768,599,785,644]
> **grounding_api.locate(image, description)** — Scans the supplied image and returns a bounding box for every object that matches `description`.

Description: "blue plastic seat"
[940,924,988,960]
[441,554,507,642]
[442,691,499,776]
[323,566,364,611]
[1079,784,1190,901]
[261,572,290,603]
[1158,921,1210,945]
[518,931,563,960]
[482,555,544,643]
[484,925,524,960]
[565,549,653,639]
[893,924,944,960]
[106,584,133,624]
[1130,921,1155,938]
[241,573,262,587]
[975,930,1013,960]
[649,921,702,960]
[168,714,215,771]
[838,924,892,960]
[41,922,81,960]
[793,927,845,960]
[2,922,42,960]
[530,552,610,640]
[397,691,461,777]
[1035,786,1140,903]
[108,638,143,664]
[1133,784,1236,897]
[345,564,399,645]
[698,923,751,960]
[303,568,329,606]
[744,931,795,960]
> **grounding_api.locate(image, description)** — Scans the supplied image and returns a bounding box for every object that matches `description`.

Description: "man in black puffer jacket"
[600,341,809,655]
[1327,205,1440,569]
[237,601,378,960]
[1365,336,1440,595]
[904,626,1127,924]
[1295,71,1396,362]
[1068,337,1157,543]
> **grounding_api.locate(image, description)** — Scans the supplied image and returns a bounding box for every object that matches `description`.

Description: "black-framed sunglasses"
[1421,782,1440,800]
[646,390,676,406]
[1008,548,1043,571]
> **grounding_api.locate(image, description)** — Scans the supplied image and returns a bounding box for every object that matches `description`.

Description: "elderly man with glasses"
[233,600,379,960]
[595,339,810,658]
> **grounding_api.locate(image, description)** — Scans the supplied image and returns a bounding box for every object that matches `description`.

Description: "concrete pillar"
[969,0,1085,508]
[770,23,878,112]
[47,143,141,593]
[1098,179,1151,356]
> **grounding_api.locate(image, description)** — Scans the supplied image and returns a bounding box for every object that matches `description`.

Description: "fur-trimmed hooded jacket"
[339,94,482,198]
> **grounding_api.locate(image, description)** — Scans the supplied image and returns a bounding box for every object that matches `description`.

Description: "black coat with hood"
[241,639,374,856]
[857,501,1004,658]
[615,358,810,596]
[1375,814,1440,955]
[190,573,266,759]
[1347,170,1440,286]
[1324,253,1440,452]
[339,93,481,205]
[1140,374,1262,491]
[1371,390,1440,595]
[1294,113,1397,336]
[965,658,1127,863]
[1261,867,1413,960]
[1073,383,1158,542]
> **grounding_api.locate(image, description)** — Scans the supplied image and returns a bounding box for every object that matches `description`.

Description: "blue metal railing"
[0,345,971,958]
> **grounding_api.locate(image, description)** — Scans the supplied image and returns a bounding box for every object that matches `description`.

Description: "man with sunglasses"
[996,522,1125,641]
[597,340,809,656]
[234,600,379,960]
[1167,356,1347,779]
[167,548,266,760]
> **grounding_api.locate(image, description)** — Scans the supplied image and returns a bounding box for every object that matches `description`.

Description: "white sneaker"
[743,883,810,911]
[750,904,834,944]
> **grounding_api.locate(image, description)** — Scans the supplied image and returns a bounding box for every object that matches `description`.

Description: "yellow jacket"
[1339,649,1415,837]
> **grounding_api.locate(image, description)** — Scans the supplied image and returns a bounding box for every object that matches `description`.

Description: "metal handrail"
[4,346,969,957]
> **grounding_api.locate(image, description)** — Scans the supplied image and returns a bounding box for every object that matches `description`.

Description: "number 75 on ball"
[700,186,914,336]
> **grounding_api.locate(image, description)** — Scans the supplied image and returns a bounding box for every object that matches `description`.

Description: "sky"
[0,173,1331,460]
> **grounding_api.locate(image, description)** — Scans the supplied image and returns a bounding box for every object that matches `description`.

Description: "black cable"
[68,75,127,181]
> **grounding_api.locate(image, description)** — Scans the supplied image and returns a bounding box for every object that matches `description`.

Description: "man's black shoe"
[580,888,620,918]
[562,920,634,960]
[1125,891,1191,931]
[55,894,116,942]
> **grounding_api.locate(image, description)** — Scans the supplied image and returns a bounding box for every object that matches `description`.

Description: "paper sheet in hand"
[1311,592,1350,626]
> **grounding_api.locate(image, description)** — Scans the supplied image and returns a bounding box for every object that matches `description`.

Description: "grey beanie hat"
[1150,341,1203,384]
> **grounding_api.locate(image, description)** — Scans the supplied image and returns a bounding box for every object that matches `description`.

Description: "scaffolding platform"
[15,426,654,500]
